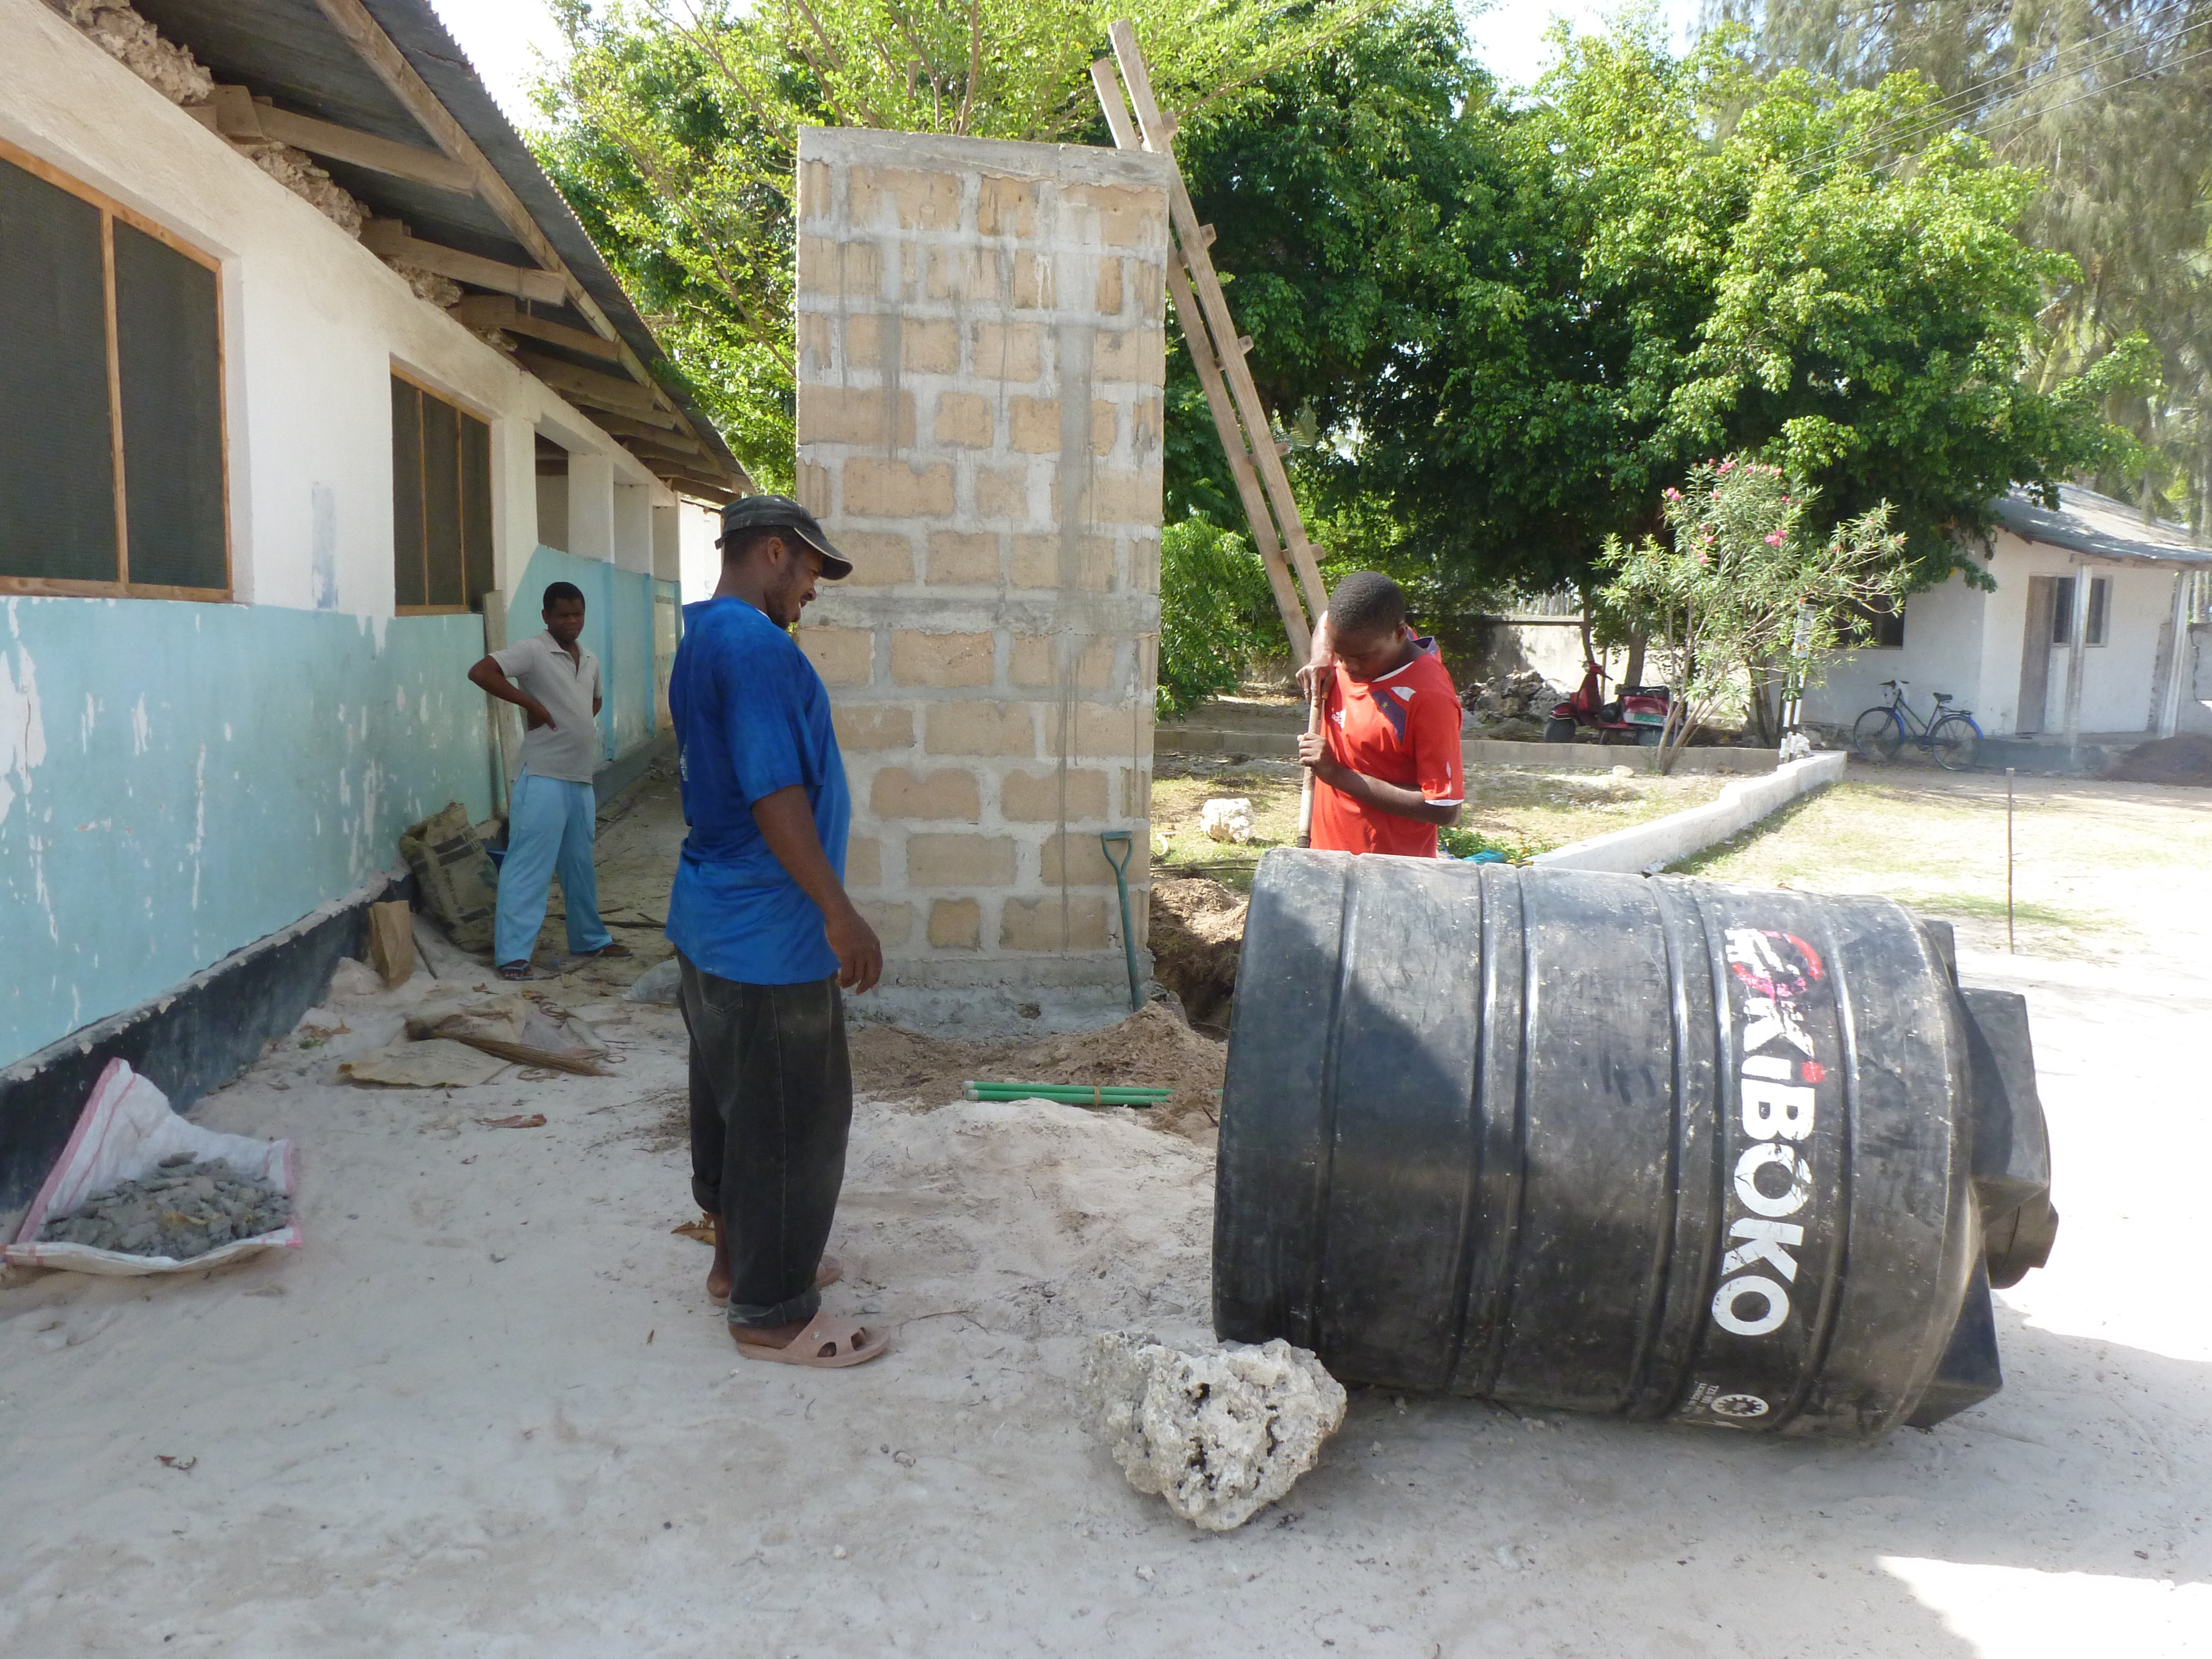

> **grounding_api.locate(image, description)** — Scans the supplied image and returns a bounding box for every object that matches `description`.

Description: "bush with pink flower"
[1597,455,1910,770]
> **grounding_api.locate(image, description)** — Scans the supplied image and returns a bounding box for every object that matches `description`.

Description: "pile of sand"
[850,1004,1226,1138]
[2107,733,2212,786]
[1145,876,1247,1032]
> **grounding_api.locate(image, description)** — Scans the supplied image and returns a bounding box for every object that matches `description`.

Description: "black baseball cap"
[718,494,852,580]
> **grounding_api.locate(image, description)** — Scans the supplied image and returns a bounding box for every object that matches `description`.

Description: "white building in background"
[1801,485,2212,745]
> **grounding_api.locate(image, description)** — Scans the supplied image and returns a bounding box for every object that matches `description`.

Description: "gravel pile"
[39,1155,292,1259]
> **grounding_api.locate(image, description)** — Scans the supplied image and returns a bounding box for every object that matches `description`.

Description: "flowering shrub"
[1599,456,1910,769]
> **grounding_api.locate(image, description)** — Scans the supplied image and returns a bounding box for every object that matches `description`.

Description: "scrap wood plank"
[1088,57,1312,664]
[1103,20,1331,624]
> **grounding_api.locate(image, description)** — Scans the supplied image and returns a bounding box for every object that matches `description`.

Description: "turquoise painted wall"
[0,597,492,1070]
[506,547,663,761]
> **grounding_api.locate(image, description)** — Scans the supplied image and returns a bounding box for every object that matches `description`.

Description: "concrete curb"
[1159,726,1783,775]
[1532,751,1849,875]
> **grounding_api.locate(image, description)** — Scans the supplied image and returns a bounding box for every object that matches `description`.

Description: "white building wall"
[2,0,673,616]
[1801,531,2177,737]
[1800,565,1990,733]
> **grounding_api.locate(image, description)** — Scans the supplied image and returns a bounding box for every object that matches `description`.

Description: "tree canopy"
[530,0,1384,488]
[526,1,2150,635]
[1204,18,2143,611]
[1711,0,2212,536]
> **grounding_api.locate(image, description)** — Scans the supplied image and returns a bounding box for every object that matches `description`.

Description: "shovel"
[1099,830,1142,1013]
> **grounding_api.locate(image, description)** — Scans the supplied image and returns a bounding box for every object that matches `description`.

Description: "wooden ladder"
[1090,20,1328,659]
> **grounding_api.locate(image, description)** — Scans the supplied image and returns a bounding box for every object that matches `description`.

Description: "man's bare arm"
[467,656,554,730]
[752,784,882,992]
[1295,735,1462,826]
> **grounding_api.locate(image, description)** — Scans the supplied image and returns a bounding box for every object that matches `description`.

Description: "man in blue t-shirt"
[666,494,886,1370]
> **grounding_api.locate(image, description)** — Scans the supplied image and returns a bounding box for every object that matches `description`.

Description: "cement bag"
[3,1059,302,1277]
[400,800,499,954]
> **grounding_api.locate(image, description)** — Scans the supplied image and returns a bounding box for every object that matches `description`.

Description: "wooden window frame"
[390,365,494,617]
[0,136,232,603]
[2051,575,2110,648]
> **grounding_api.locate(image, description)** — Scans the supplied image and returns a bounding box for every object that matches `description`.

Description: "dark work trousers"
[677,953,853,1330]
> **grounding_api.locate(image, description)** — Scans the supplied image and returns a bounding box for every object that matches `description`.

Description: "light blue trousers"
[495,771,613,966]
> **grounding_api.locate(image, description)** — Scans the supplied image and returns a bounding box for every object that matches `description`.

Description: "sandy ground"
[3,780,2209,1654]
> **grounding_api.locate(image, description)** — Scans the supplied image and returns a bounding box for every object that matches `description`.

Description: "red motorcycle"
[1544,661,1671,746]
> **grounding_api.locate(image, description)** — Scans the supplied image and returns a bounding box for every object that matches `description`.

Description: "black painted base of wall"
[0,873,403,1214]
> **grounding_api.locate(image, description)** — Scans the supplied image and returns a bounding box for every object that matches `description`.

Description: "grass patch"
[1887,888,2093,929]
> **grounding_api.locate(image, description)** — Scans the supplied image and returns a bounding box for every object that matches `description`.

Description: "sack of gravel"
[4,1058,302,1277]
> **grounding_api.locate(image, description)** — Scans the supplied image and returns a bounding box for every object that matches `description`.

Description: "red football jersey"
[1310,640,1465,858]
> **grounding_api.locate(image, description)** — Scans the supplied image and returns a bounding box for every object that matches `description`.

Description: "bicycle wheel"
[1853,708,1902,762]
[1930,713,1980,772]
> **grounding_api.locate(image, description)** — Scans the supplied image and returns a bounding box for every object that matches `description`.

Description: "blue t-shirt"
[665,597,850,985]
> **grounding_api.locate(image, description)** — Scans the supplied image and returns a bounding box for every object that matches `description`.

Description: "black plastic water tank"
[1214,852,2057,1436]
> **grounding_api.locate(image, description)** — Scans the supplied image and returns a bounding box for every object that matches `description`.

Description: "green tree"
[1317,24,2144,602]
[1712,0,2212,534]
[1155,517,1285,716]
[529,0,1384,488]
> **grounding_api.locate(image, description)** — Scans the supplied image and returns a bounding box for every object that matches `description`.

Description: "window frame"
[2051,575,2111,648]
[0,137,231,603]
[1844,594,1906,650]
[389,366,495,617]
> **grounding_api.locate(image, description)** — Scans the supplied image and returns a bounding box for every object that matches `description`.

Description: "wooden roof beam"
[202,86,474,192]
[448,294,621,361]
[361,219,564,304]
[310,2,691,417]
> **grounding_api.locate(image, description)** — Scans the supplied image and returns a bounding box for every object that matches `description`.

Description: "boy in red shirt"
[1295,571,1465,857]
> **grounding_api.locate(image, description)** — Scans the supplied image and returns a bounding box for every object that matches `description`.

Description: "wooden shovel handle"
[1295,671,1325,848]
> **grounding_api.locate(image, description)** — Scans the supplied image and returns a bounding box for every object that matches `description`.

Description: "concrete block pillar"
[613,478,652,575]
[793,126,1173,1029]
[652,503,682,584]
[567,452,617,565]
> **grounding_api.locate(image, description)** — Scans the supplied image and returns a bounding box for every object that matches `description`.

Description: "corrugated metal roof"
[1994,484,2212,568]
[125,0,747,488]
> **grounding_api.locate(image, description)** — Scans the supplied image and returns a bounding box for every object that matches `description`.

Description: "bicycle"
[1852,679,1982,771]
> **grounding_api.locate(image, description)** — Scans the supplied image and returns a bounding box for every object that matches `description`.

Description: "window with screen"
[0,144,228,598]
[2051,576,2109,647]
[391,374,493,613]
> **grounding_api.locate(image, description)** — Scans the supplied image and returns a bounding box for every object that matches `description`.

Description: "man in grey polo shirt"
[466,581,632,979]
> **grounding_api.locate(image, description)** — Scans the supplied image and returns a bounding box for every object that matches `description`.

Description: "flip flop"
[496,962,540,981]
[732,1310,888,1369]
[578,942,634,960]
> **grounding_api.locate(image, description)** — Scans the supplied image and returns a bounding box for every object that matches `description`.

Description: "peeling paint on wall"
[311,482,340,611]
[0,615,47,826]
[0,597,492,1069]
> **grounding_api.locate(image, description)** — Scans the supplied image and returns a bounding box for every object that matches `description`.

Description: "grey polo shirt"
[492,630,603,783]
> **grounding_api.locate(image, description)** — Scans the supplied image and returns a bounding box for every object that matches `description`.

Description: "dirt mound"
[2107,733,2212,786]
[848,1004,1225,1138]
[1002,1003,1225,1128]
[1148,875,1248,1032]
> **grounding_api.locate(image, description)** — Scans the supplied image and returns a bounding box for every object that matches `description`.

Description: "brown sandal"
[732,1310,888,1369]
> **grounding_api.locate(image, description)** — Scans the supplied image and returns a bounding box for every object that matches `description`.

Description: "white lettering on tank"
[1734,1142,1812,1218]
[1742,1079,1816,1141]
[1702,925,1831,1363]
[1722,1219,1805,1280]
[1739,996,1815,1057]
[1712,1275,1792,1336]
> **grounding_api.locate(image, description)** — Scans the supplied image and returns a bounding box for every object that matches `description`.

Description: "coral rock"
[1082,1332,1347,1531]
[1200,797,1254,844]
